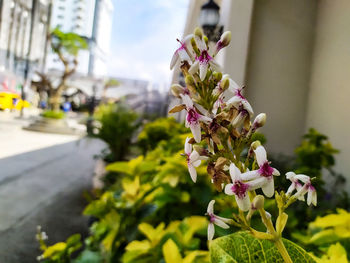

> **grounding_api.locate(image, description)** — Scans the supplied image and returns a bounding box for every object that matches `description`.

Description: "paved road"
[0,114,106,262]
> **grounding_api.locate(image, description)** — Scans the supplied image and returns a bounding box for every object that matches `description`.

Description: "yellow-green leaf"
[43,242,67,258]
[210,231,316,262]
[162,239,183,263]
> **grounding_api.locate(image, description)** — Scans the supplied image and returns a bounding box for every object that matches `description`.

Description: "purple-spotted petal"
[286,171,296,180]
[184,137,192,155]
[209,60,221,72]
[188,165,197,183]
[178,48,191,62]
[226,96,241,109]
[224,183,234,195]
[199,61,209,81]
[208,223,215,241]
[189,60,199,75]
[286,183,296,195]
[261,178,274,197]
[199,115,212,124]
[248,177,268,190]
[207,200,215,214]
[242,99,254,116]
[229,163,241,182]
[181,94,193,109]
[170,52,179,70]
[190,123,201,143]
[213,218,230,229]
[235,194,250,211]
[272,168,280,176]
[192,159,201,168]
[294,174,310,184]
[254,146,268,167]
[240,170,260,181]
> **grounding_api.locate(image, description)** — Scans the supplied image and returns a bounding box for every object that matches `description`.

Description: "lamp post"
[199,0,223,42]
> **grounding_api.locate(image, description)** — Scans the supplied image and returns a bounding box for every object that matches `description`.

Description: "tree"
[35,27,88,111]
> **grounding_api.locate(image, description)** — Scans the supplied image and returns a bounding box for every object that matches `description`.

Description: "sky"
[107,0,190,85]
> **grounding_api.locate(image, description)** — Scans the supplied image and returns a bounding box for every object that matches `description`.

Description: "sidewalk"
[0,112,106,262]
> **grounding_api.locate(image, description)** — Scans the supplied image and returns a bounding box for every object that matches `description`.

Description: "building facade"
[0,0,52,91]
[173,0,350,187]
[46,0,113,77]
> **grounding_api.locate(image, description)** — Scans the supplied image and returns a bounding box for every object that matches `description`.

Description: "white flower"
[170,34,194,69]
[241,146,280,197]
[206,200,231,240]
[181,94,212,143]
[224,164,251,211]
[184,137,208,182]
[286,172,317,206]
[188,29,221,81]
[226,87,254,127]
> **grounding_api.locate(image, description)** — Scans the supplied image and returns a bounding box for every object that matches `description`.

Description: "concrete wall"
[306,0,350,184]
[244,0,317,154]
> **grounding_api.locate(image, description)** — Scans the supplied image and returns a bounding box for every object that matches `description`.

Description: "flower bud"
[253,113,266,129]
[203,35,209,47]
[219,31,231,48]
[213,72,222,82]
[220,78,230,91]
[194,27,203,39]
[171,84,184,98]
[250,140,261,150]
[191,38,200,55]
[252,195,265,210]
[213,31,232,56]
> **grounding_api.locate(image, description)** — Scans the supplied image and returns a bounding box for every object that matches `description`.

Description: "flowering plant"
[170,27,317,262]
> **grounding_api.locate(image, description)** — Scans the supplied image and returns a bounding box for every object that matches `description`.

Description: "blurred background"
[0,0,349,262]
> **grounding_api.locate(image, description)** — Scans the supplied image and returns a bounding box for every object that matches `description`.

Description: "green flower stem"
[274,238,293,263]
[257,208,292,263]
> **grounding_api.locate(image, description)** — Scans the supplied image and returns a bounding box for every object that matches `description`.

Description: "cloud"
[107,0,189,85]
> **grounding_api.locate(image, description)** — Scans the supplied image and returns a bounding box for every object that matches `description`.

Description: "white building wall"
[306,0,350,188]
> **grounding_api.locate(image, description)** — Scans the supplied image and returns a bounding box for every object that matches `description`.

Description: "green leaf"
[73,250,103,263]
[210,231,316,263]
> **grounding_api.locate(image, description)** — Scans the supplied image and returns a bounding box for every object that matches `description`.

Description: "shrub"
[93,103,139,161]
[42,110,66,119]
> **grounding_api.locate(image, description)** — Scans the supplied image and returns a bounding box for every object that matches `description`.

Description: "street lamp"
[199,0,223,42]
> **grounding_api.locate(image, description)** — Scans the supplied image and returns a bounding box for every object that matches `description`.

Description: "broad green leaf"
[210,231,316,263]
[183,251,209,263]
[139,222,166,246]
[162,239,183,263]
[73,250,103,263]
[125,240,151,252]
[106,161,131,175]
[43,242,67,259]
[311,242,348,263]
[122,176,140,196]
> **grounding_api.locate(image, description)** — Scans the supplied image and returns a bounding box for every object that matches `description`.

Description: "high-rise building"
[0,0,52,90]
[46,0,113,77]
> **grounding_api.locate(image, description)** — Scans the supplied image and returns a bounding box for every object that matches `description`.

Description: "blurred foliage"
[37,121,350,262]
[93,103,139,161]
[37,232,82,263]
[294,128,339,180]
[42,110,66,119]
[137,117,187,154]
[293,209,350,262]
[51,27,88,56]
[272,128,350,239]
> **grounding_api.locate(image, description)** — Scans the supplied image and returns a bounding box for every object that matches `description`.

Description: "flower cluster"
[169,27,317,243]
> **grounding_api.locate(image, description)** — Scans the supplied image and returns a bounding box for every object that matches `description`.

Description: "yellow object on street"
[0,92,30,110]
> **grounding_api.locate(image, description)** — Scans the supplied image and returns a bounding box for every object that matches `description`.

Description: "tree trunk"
[50,89,62,112]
